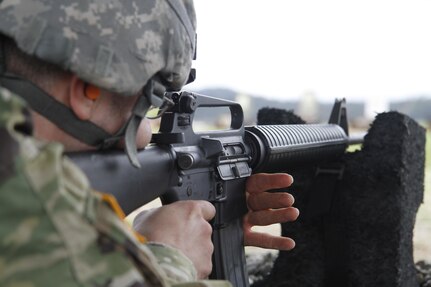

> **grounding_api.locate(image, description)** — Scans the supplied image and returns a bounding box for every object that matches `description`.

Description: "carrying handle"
[154,91,245,145]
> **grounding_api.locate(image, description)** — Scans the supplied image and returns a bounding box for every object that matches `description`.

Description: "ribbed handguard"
[245,124,348,173]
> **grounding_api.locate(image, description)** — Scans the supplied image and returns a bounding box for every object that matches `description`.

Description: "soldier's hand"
[133,200,215,279]
[243,173,299,250]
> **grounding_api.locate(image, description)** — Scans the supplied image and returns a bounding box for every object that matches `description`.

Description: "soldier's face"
[90,90,153,150]
[30,75,153,152]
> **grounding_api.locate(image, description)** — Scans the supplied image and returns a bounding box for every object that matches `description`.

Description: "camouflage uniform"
[0,92,232,286]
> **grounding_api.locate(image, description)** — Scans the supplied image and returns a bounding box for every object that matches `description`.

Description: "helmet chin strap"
[0,72,116,147]
[0,69,167,168]
[123,81,153,168]
[124,79,170,168]
[0,37,117,149]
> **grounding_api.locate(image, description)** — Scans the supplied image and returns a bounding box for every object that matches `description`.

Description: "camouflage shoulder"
[146,243,232,287]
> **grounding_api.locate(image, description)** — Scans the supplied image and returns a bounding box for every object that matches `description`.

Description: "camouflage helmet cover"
[0,0,196,96]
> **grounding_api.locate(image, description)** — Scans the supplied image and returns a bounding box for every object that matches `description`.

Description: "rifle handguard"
[245,124,348,173]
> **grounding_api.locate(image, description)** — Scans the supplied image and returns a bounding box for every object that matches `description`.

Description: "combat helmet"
[0,0,196,167]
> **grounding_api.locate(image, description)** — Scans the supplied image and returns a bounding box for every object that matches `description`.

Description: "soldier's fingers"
[244,231,296,251]
[246,207,299,226]
[247,192,294,211]
[245,173,294,194]
[195,200,216,221]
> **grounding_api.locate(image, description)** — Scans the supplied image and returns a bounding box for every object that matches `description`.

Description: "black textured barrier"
[254,108,426,287]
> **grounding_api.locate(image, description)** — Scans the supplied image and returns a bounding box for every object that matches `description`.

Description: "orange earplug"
[84,84,101,101]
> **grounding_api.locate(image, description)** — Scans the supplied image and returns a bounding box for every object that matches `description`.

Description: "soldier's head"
[0,0,196,165]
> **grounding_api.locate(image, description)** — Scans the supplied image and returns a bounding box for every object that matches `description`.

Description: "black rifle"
[70,91,362,287]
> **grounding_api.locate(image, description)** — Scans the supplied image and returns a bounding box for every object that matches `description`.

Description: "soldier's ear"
[69,75,96,121]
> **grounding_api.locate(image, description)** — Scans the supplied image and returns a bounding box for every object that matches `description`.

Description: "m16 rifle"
[70,91,362,287]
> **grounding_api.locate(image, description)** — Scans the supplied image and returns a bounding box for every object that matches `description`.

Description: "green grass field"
[414,128,431,261]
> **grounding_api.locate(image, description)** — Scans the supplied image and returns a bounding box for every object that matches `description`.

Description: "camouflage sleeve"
[146,243,197,283]
[0,88,168,286]
[146,244,232,287]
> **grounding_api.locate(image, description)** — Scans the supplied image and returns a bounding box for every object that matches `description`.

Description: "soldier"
[0,0,299,286]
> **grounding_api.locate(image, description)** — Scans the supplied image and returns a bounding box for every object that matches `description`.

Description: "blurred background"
[188,0,431,117]
[184,0,431,261]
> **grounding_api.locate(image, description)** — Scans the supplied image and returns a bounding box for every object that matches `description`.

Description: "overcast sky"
[186,0,431,104]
